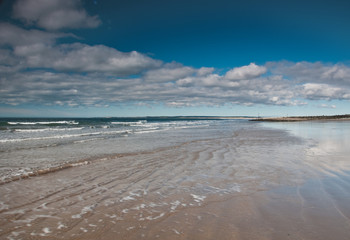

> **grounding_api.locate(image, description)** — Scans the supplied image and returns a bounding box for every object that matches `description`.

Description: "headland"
[251,114,350,122]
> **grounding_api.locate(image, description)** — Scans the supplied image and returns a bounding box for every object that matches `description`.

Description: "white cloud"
[1,0,350,115]
[176,77,194,86]
[267,61,350,101]
[319,104,336,109]
[1,0,350,110]
[268,61,350,87]
[144,63,196,82]
[50,43,162,75]
[196,74,222,87]
[0,25,162,75]
[301,83,348,100]
[0,23,68,47]
[2,38,350,109]
[197,67,215,76]
[12,0,101,30]
[0,68,330,108]
[225,62,267,80]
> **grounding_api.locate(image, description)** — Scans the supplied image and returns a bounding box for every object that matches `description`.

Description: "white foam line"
[134,129,161,134]
[70,161,89,167]
[0,130,130,143]
[8,121,79,125]
[0,132,99,143]
[170,200,181,212]
[145,213,165,220]
[111,120,146,125]
[15,127,84,132]
[191,194,206,203]
[73,137,104,144]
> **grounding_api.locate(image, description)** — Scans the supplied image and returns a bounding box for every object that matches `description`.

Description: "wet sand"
[1,124,350,239]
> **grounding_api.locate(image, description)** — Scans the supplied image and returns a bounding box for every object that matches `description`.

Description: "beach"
[1,118,350,239]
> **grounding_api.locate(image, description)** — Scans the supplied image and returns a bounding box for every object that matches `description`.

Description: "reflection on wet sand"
[1,121,350,239]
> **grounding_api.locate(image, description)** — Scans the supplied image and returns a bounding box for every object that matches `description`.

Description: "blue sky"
[0,0,350,117]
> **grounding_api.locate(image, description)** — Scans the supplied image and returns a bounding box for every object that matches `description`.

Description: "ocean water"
[0,117,246,183]
[1,118,350,239]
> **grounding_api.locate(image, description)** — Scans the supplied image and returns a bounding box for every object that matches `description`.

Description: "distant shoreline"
[251,114,350,122]
[1,115,349,122]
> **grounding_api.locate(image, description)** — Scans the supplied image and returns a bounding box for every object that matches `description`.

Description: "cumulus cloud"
[144,63,196,82]
[1,1,350,110]
[0,24,161,75]
[49,43,162,75]
[1,35,350,108]
[1,60,349,108]
[0,23,68,47]
[0,71,143,106]
[301,83,349,100]
[1,4,161,76]
[12,0,101,30]
[268,61,350,101]
[197,67,215,76]
[268,61,350,86]
[225,62,267,80]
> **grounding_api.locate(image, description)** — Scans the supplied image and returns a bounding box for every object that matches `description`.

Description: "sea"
[0,117,250,183]
[1,117,350,239]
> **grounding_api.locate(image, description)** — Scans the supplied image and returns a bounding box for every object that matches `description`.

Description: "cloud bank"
[0,0,350,110]
[12,0,101,30]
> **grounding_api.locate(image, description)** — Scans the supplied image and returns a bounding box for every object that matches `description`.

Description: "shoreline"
[251,114,350,122]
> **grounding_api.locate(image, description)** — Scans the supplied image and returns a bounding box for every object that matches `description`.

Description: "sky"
[0,0,350,117]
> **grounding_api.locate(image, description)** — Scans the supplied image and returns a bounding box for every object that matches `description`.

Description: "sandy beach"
[1,120,350,239]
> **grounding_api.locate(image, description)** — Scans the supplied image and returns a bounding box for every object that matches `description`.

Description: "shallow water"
[262,121,350,175]
[0,119,350,239]
[0,118,225,182]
